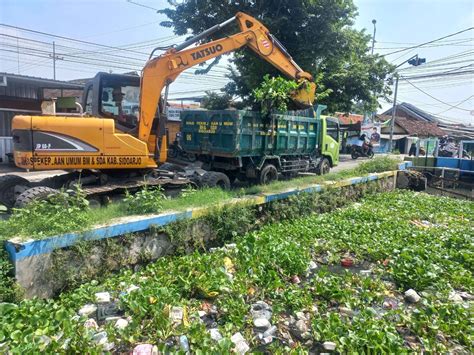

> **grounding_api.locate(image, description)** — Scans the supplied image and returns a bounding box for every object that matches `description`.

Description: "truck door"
[322,118,340,165]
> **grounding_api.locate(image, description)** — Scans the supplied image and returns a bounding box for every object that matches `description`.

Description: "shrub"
[0,188,90,240]
[356,156,399,174]
[124,185,166,214]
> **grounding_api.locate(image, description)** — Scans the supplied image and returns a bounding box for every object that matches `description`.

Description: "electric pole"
[370,19,377,121]
[49,41,63,80]
[388,74,399,152]
[388,54,427,152]
[371,19,377,55]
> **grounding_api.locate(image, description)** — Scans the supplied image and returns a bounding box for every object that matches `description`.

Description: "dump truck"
[0,12,317,209]
[180,105,340,185]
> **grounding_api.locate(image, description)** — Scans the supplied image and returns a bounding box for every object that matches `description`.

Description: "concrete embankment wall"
[4,163,411,298]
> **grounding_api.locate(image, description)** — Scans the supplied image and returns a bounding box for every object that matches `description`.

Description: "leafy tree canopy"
[159,0,394,113]
[201,91,232,110]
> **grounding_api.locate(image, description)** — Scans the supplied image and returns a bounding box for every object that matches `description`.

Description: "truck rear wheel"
[201,171,231,190]
[14,186,61,208]
[316,158,330,175]
[259,164,278,184]
[0,175,31,209]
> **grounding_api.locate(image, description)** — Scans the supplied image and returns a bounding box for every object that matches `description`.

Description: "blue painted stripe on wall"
[301,185,323,194]
[5,170,398,262]
[398,161,412,170]
[264,190,298,203]
[5,210,191,262]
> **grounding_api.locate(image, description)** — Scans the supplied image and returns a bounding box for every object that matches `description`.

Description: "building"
[376,114,446,154]
[383,102,474,140]
[0,73,84,163]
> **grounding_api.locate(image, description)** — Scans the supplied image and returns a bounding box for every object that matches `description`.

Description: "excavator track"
[0,170,193,211]
[81,176,190,197]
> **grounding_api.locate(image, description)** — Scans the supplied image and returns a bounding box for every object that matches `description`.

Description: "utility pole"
[371,19,377,55]
[388,75,399,152]
[370,19,377,121]
[388,54,427,152]
[49,41,63,80]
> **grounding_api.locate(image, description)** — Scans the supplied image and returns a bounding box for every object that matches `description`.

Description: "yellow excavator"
[1,12,316,208]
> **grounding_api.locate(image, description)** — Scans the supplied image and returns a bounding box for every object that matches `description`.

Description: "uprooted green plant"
[253,74,299,114]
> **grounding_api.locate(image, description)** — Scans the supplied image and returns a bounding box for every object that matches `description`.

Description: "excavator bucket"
[290,80,316,109]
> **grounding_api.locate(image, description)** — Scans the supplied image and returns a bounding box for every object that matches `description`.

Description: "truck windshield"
[101,84,140,129]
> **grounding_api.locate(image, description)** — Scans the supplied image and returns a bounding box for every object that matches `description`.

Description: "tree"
[201,91,232,110]
[159,0,394,113]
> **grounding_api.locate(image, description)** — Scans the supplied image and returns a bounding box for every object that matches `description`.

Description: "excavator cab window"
[84,86,93,115]
[100,83,140,130]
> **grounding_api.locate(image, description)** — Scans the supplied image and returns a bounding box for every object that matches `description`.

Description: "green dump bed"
[180,109,322,158]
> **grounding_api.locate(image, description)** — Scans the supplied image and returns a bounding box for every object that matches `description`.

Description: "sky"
[0,0,473,124]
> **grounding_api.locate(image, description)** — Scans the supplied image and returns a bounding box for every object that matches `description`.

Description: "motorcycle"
[439,148,471,159]
[351,142,374,160]
[168,139,197,162]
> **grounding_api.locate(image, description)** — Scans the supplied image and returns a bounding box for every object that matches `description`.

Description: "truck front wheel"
[317,158,330,175]
[259,164,278,184]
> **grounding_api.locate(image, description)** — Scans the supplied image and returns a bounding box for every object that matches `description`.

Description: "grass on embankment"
[0,156,400,240]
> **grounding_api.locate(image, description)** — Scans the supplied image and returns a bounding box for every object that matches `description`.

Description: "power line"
[398,59,474,72]
[378,38,474,45]
[0,23,160,56]
[0,31,182,61]
[435,95,474,114]
[383,27,474,56]
[383,96,471,123]
[376,39,474,50]
[400,75,473,111]
[401,69,474,80]
[125,0,161,12]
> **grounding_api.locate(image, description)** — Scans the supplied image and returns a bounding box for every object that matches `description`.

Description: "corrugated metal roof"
[0,72,84,89]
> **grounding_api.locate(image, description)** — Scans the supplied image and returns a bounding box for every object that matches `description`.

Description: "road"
[332,154,365,173]
[0,154,402,182]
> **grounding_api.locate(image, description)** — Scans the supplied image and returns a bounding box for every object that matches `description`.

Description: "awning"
[380,134,409,140]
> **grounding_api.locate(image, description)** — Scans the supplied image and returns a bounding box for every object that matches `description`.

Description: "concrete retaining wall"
[4,162,411,298]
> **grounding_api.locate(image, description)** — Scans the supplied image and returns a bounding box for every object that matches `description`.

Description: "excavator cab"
[82,72,141,132]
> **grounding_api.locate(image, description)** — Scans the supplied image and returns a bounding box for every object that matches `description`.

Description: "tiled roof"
[379,115,446,137]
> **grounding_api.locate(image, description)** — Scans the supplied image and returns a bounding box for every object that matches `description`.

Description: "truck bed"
[180,109,323,158]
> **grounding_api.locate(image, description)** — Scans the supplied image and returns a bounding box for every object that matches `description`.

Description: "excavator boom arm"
[139,12,315,162]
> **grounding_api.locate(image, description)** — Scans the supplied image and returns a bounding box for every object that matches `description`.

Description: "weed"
[124,185,165,214]
[0,187,91,239]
